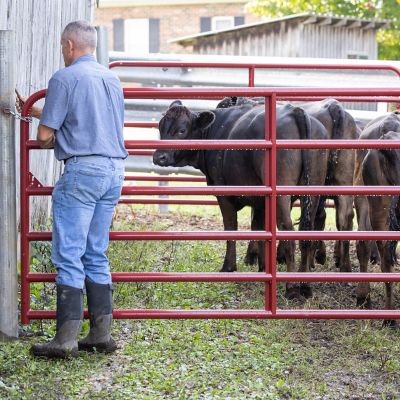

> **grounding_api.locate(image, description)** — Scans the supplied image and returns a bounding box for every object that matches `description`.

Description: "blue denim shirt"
[40,54,128,161]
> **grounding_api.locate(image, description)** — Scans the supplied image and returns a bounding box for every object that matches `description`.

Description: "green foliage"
[246,0,400,60]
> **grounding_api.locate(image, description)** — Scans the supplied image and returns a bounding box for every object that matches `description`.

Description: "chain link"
[2,107,33,123]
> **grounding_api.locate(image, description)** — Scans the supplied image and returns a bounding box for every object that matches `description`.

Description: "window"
[200,16,244,33]
[125,19,149,54]
[113,18,160,53]
[347,52,368,60]
[212,16,235,31]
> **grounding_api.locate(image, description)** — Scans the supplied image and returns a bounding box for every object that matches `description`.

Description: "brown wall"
[95,3,261,53]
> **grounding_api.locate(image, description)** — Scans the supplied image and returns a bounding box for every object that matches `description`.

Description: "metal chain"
[2,107,33,123]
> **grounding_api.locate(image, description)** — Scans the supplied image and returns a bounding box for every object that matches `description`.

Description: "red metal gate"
[20,65,400,324]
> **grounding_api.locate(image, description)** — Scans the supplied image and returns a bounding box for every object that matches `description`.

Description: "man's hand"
[15,93,42,119]
[37,124,55,149]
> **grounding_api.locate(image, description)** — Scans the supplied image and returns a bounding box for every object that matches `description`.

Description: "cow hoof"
[334,256,340,269]
[382,319,398,329]
[370,254,381,265]
[356,295,371,309]
[300,283,313,299]
[339,264,352,273]
[285,286,301,300]
[315,250,326,266]
[276,253,286,264]
[220,266,236,272]
[244,253,257,266]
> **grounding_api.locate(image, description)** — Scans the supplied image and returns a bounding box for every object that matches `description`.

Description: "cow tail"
[389,196,400,265]
[292,107,312,231]
[326,101,345,185]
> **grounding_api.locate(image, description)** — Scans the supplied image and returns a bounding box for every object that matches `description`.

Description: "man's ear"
[195,111,215,130]
[169,100,182,108]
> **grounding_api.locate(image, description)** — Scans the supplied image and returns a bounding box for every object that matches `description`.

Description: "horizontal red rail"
[26,309,400,320]
[119,198,217,205]
[281,96,400,103]
[124,176,206,182]
[109,60,400,78]
[26,185,271,196]
[26,139,400,150]
[27,272,400,283]
[124,121,158,128]
[128,151,154,156]
[25,185,400,196]
[26,231,271,241]
[25,230,400,241]
[122,87,400,99]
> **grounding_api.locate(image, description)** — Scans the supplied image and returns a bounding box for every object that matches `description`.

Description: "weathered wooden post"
[96,26,109,67]
[0,30,18,340]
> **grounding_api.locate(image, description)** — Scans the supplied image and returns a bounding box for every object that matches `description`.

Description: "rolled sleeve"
[40,78,69,130]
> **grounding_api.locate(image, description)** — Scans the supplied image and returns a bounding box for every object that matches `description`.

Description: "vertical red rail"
[264,95,277,313]
[20,117,30,324]
[248,66,255,87]
[270,94,277,314]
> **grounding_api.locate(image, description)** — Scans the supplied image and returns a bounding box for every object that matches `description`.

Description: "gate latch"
[2,107,32,123]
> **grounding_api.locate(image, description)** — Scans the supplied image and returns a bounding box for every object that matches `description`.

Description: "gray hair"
[62,20,97,50]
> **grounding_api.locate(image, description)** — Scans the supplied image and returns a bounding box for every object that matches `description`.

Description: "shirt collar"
[71,54,96,65]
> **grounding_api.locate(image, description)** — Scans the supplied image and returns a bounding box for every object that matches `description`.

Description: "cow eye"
[178,128,186,135]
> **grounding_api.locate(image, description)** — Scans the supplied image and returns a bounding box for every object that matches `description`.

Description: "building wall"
[192,21,302,57]
[0,0,94,226]
[95,2,261,54]
[300,24,377,59]
[190,20,378,59]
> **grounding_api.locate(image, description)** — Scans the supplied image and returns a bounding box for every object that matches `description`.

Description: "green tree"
[245,0,400,60]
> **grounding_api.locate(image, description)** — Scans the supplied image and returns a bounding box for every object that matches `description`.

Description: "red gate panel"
[19,63,400,324]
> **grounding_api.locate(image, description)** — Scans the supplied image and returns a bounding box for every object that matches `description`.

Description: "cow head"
[153,100,215,167]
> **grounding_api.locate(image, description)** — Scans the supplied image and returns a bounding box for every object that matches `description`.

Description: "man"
[17,20,127,358]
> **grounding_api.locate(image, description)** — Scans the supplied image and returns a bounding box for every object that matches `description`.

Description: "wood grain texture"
[1,0,94,226]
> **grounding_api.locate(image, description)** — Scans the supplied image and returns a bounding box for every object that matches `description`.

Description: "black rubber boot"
[78,280,117,353]
[31,285,83,358]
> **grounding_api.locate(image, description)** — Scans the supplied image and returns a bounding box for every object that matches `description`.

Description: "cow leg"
[354,195,372,308]
[334,195,354,273]
[244,208,258,266]
[218,198,238,272]
[298,195,320,299]
[379,240,396,327]
[369,195,397,327]
[313,197,327,267]
[244,240,258,266]
[276,241,286,264]
[276,196,299,299]
[250,207,266,272]
[370,242,381,264]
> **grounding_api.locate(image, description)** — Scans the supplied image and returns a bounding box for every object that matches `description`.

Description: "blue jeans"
[51,155,124,289]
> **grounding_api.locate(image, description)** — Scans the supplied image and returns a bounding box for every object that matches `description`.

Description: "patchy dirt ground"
[3,205,399,399]
[106,206,400,399]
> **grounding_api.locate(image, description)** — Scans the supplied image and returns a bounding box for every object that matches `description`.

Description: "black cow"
[218,97,359,274]
[355,112,400,315]
[153,100,328,299]
[299,99,358,272]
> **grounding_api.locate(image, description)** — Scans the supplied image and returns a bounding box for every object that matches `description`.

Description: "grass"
[1,203,400,399]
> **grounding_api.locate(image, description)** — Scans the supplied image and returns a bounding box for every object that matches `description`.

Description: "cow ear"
[169,100,182,108]
[217,96,237,109]
[196,111,215,130]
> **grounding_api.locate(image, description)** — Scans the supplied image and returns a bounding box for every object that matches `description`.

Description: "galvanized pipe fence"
[114,61,400,208]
